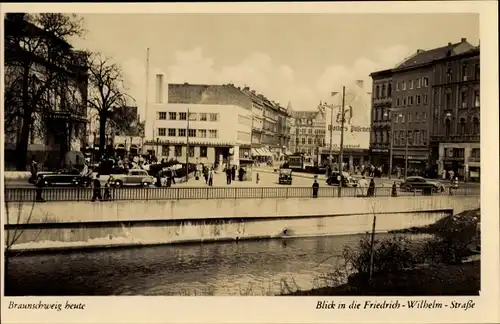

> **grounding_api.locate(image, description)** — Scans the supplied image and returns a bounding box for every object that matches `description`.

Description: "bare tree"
[4,13,86,170]
[87,53,135,159]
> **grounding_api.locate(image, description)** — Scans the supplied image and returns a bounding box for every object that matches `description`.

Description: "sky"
[69,13,479,118]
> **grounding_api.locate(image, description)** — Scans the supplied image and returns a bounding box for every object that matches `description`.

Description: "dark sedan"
[399,176,445,193]
[36,170,91,187]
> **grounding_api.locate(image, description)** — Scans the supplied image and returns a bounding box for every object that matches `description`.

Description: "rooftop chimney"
[448,42,452,47]
[251,90,256,94]
[461,38,467,43]
[243,86,249,91]
[417,49,424,53]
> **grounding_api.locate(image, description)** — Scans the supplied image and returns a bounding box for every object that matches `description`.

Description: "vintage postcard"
[1,2,498,324]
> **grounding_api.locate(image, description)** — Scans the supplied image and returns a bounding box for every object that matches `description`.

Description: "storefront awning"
[259,148,273,157]
[251,148,260,156]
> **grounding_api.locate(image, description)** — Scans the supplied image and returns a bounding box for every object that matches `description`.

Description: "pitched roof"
[395,40,475,70]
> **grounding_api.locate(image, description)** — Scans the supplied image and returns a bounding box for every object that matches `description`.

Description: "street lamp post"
[384,111,394,179]
[337,86,346,198]
[185,108,190,183]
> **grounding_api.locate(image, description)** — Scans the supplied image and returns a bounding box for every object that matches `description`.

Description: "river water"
[5,233,431,296]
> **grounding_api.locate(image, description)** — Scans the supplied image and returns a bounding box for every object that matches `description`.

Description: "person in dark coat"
[367,178,376,197]
[226,166,232,185]
[231,165,236,181]
[104,178,112,201]
[238,167,245,181]
[391,181,398,197]
[312,179,319,198]
[91,174,103,202]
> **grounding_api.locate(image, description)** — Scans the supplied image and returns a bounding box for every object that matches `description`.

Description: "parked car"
[278,168,293,185]
[109,169,155,188]
[326,171,357,187]
[36,170,92,187]
[399,176,445,192]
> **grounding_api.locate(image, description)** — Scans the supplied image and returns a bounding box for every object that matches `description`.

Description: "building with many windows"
[369,37,476,175]
[144,79,253,167]
[289,110,326,159]
[430,46,480,181]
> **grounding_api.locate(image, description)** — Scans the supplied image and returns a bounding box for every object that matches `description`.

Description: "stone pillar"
[437,144,445,176]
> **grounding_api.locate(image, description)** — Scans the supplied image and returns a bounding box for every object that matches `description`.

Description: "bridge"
[4,187,480,253]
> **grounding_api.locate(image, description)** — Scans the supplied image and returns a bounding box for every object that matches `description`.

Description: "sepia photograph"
[1,2,498,324]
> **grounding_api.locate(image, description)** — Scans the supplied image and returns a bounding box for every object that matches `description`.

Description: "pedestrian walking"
[256,172,260,184]
[226,166,232,185]
[367,178,376,197]
[312,178,319,198]
[29,155,38,184]
[204,166,209,184]
[103,178,112,201]
[391,181,398,197]
[358,176,368,197]
[91,174,103,202]
[208,167,214,187]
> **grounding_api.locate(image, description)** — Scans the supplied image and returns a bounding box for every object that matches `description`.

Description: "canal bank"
[5,195,480,252]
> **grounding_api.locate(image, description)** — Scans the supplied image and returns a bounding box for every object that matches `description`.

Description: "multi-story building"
[369,38,476,175]
[290,110,326,159]
[430,46,480,181]
[4,13,89,170]
[144,79,253,167]
[369,69,393,169]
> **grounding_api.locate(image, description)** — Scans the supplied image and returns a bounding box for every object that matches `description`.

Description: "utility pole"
[338,86,346,198]
[185,108,190,182]
[145,47,150,155]
[328,101,334,167]
[404,116,409,180]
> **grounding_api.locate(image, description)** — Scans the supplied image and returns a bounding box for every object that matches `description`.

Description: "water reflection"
[6,233,428,296]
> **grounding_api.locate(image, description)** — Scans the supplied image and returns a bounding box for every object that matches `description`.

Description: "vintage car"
[326,171,357,187]
[399,176,445,193]
[35,169,92,187]
[108,169,155,188]
[278,168,293,185]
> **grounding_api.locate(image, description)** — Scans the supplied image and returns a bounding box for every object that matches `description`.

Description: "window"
[200,113,207,121]
[409,80,414,89]
[210,113,218,121]
[200,146,208,158]
[402,81,406,90]
[209,129,218,138]
[394,113,399,123]
[414,130,420,145]
[161,145,169,156]
[158,112,167,120]
[169,112,177,120]
[186,146,194,157]
[178,128,186,137]
[188,129,196,137]
[155,74,164,103]
[409,96,413,105]
[388,84,392,96]
[198,129,207,138]
[403,98,407,106]
[375,85,380,98]
[168,128,176,137]
[415,112,420,123]
[376,108,382,121]
[179,112,187,120]
[157,128,166,136]
[302,138,306,144]
[462,64,468,81]
[474,64,480,80]
[375,131,381,143]
[423,77,429,87]
[459,118,466,134]
[445,119,451,136]
[416,95,421,105]
[407,130,413,145]
[461,91,467,108]
[408,112,412,123]
[446,68,453,83]
[417,78,421,88]
[445,93,452,109]
[396,98,401,106]
[189,112,197,121]
[423,94,428,104]
[393,131,398,145]
[474,90,480,107]
[396,82,400,91]
[382,130,387,143]
[472,117,479,134]
[401,113,405,123]
[382,84,386,97]
[422,112,427,122]
[308,129,312,135]
[400,131,405,145]
[308,138,312,145]
[421,130,427,146]
[174,145,182,157]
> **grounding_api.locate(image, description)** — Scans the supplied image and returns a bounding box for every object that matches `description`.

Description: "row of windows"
[160,145,209,158]
[443,90,480,110]
[393,111,428,124]
[157,112,219,122]
[444,63,480,84]
[372,130,429,146]
[396,77,429,91]
[395,94,428,107]
[156,128,218,138]
[295,137,326,145]
[297,128,326,135]
[443,118,480,136]
[374,83,392,99]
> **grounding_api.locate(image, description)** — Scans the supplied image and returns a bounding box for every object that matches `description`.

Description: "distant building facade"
[290,110,326,159]
[430,47,480,180]
[369,38,477,175]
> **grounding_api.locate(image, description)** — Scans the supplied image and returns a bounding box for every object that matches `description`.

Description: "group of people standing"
[311,175,377,198]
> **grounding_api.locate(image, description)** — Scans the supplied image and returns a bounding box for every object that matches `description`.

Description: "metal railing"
[4,186,479,203]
